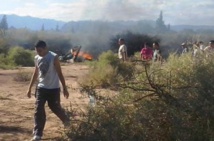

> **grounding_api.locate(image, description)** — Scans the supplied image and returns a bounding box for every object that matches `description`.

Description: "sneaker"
[31,135,42,141]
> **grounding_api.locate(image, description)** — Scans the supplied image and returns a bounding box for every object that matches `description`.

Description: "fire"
[73,51,93,60]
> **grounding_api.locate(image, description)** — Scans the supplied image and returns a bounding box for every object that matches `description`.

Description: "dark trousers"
[33,88,69,137]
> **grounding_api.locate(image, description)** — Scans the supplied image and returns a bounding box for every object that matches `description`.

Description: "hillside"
[171,25,214,31]
[0,14,214,32]
[0,14,65,30]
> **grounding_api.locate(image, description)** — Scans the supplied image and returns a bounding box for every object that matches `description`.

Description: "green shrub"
[7,46,34,67]
[0,38,10,56]
[63,53,214,141]
[79,50,134,88]
[0,54,15,69]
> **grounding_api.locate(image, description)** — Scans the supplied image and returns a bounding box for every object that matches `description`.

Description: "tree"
[167,24,171,30]
[155,11,167,33]
[55,24,59,32]
[41,24,45,31]
[0,38,9,56]
[0,15,8,35]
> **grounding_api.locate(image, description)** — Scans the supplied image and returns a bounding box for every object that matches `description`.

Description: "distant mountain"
[171,25,214,31]
[0,14,214,32]
[61,20,214,34]
[0,14,66,30]
[61,20,156,34]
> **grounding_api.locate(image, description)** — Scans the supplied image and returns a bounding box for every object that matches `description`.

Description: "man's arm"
[27,66,38,98]
[157,50,162,61]
[122,52,126,61]
[203,46,209,52]
[54,55,69,98]
[122,46,127,61]
[124,50,128,61]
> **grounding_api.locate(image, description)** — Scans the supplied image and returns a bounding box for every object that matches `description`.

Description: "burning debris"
[59,46,93,62]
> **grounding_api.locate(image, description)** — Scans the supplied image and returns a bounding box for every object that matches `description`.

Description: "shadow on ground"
[0,125,32,134]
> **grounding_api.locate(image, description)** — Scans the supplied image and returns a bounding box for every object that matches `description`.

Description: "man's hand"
[27,89,31,98]
[63,88,69,99]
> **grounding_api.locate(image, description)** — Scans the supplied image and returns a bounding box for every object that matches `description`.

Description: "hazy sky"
[1,0,214,25]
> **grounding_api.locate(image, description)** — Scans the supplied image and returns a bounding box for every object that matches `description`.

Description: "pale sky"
[1,0,214,25]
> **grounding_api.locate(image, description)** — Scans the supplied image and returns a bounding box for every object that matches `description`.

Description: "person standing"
[152,42,162,62]
[118,38,128,61]
[141,42,153,61]
[199,41,205,50]
[181,42,189,54]
[204,40,214,57]
[26,40,70,141]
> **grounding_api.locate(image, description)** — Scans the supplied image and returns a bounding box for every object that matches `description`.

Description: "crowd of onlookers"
[181,40,214,57]
[118,38,162,63]
[118,38,214,63]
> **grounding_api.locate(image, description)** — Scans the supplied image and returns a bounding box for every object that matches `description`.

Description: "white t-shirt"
[200,45,204,50]
[35,51,60,89]
[118,44,127,59]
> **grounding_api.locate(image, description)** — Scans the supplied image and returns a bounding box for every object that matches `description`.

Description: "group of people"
[181,40,214,57]
[140,42,162,62]
[26,39,214,141]
[118,38,162,63]
[118,38,214,63]
[26,38,163,141]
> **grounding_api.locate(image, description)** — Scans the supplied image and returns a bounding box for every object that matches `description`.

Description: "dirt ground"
[0,63,90,141]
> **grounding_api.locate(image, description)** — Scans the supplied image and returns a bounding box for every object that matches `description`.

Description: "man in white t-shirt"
[118,38,127,61]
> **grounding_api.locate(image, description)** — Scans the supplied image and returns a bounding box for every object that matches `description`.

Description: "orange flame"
[73,51,93,60]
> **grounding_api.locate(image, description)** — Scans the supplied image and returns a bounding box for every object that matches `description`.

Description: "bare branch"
[133,93,156,102]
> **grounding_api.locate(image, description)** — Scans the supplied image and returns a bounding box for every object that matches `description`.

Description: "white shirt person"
[118,38,127,61]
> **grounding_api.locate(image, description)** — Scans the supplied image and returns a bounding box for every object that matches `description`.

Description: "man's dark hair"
[153,42,159,47]
[144,42,150,47]
[209,40,214,44]
[35,40,46,48]
[119,38,125,42]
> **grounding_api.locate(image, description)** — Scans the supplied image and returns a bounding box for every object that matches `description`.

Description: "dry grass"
[13,70,32,82]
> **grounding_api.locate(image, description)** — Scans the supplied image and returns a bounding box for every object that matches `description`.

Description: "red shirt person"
[141,43,153,61]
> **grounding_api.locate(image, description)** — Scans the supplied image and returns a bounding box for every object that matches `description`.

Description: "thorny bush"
[61,52,214,141]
